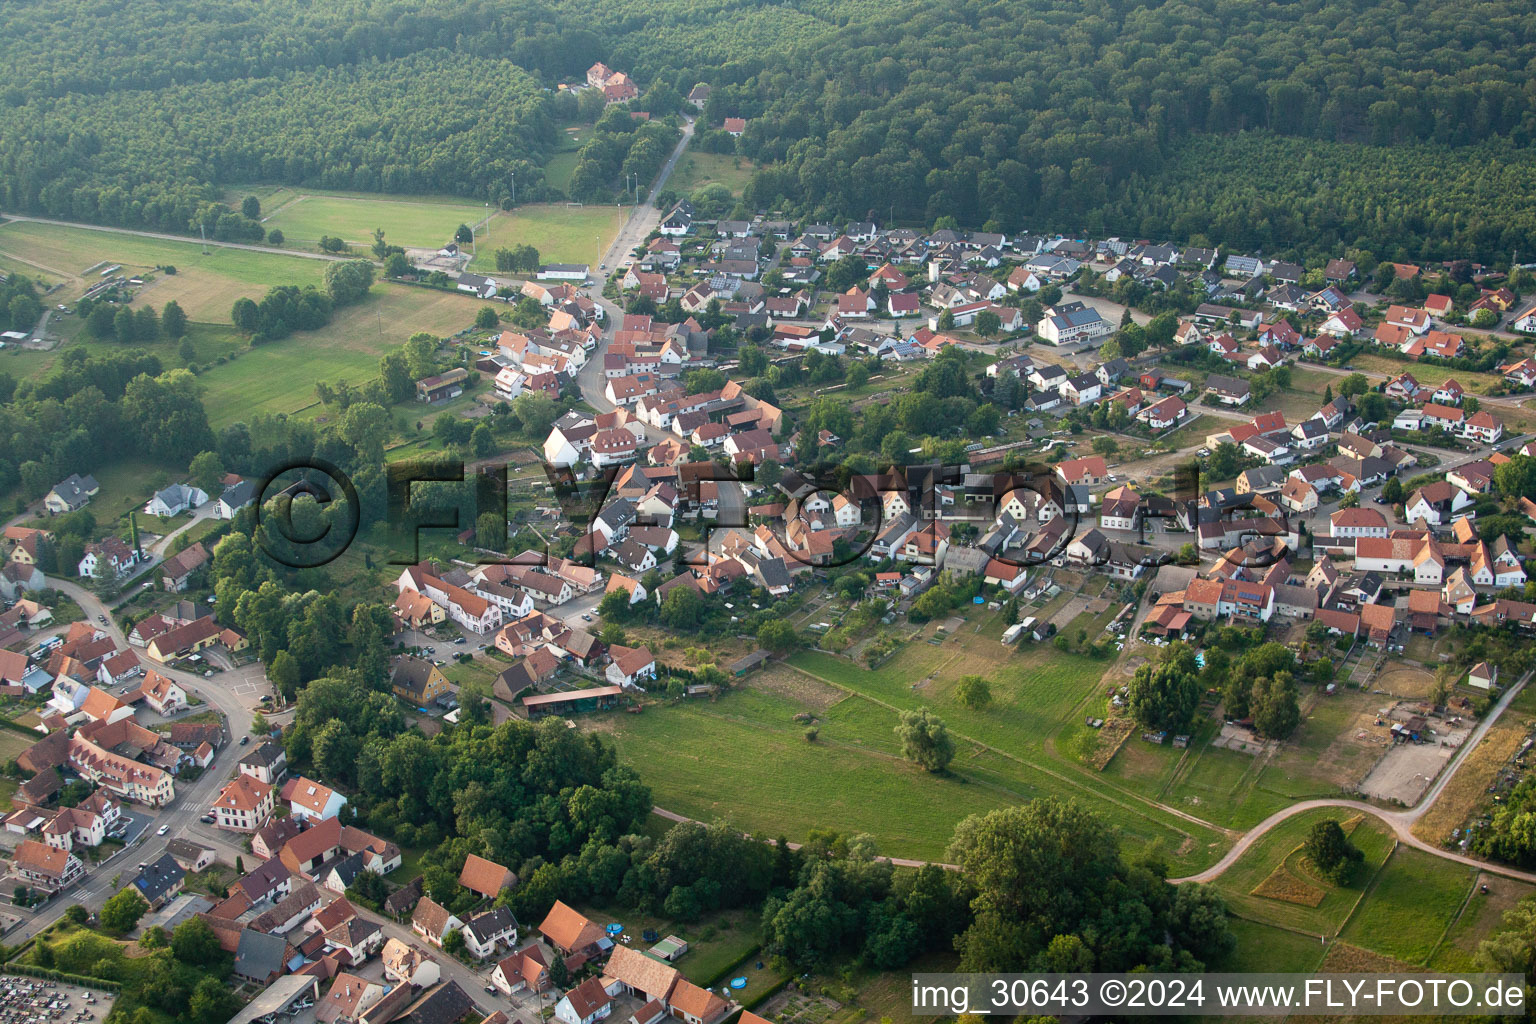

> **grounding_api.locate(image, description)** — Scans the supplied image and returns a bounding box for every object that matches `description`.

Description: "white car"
[157,825,169,836]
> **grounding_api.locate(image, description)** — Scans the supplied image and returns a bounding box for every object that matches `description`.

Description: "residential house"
[144,484,207,517]
[213,774,275,832]
[44,474,99,514]
[282,775,348,821]
[410,896,463,948]
[391,658,451,707]
[160,542,210,592]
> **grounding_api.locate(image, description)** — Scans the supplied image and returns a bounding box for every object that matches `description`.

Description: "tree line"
[12,2,1536,257]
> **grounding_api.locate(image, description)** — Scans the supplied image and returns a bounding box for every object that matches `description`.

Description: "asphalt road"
[571,115,750,546]
[9,577,269,941]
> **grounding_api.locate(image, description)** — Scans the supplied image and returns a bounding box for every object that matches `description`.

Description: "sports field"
[259,190,496,249]
[466,204,627,272]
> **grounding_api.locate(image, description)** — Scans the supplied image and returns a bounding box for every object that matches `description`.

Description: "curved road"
[1173,670,1535,885]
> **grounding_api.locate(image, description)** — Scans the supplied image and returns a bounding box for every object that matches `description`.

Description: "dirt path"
[1172,671,1532,884]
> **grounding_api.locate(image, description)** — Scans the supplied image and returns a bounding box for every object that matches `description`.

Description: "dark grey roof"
[325,850,367,890]
[384,875,423,917]
[756,557,792,590]
[132,853,185,905]
[50,474,98,506]
[396,981,477,1024]
[465,906,519,944]
[238,739,286,771]
[234,928,290,981]
[220,479,258,509]
[1205,374,1250,396]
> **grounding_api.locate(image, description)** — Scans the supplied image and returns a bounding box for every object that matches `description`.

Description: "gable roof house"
[144,483,208,518]
[538,900,608,959]
[44,474,99,514]
[160,542,210,592]
[459,854,518,900]
[410,896,463,948]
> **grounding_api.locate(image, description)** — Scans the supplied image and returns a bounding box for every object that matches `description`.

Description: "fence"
[2,963,123,991]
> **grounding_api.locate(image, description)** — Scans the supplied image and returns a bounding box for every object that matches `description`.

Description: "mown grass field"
[196,283,490,428]
[592,608,1234,871]
[593,683,1016,863]
[466,203,626,272]
[3,320,244,382]
[1428,872,1535,970]
[1210,807,1395,936]
[1339,845,1475,964]
[668,152,757,195]
[1218,917,1327,972]
[260,190,496,249]
[0,220,327,298]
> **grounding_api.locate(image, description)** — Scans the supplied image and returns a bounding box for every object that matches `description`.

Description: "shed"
[728,650,770,676]
[648,935,689,961]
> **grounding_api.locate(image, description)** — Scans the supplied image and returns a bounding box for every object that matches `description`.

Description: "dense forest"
[6,0,1536,255]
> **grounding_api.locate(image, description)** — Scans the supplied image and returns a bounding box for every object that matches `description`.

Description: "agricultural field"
[196,283,492,428]
[0,219,329,313]
[1210,807,1395,936]
[1339,846,1475,964]
[256,189,496,249]
[668,152,758,195]
[466,203,627,272]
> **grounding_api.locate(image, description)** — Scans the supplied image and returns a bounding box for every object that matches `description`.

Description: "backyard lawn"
[573,902,762,986]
